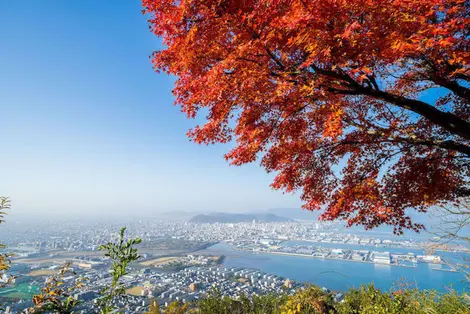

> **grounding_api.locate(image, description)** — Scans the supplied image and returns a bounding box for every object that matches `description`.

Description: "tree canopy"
[143,0,470,234]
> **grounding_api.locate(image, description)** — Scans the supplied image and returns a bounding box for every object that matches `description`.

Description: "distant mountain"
[157,211,201,221]
[189,212,292,223]
[267,208,321,221]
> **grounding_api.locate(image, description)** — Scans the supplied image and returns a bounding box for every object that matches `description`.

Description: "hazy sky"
[0,0,303,218]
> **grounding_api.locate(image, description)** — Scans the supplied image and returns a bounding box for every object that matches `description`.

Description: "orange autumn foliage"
[143,0,470,234]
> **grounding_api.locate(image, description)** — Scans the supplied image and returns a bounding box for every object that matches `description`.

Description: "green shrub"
[197,291,287,314]
[169,284,470,314]
[335,285,470,314]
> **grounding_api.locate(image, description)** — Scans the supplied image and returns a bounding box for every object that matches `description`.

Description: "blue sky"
[0,0,302,218]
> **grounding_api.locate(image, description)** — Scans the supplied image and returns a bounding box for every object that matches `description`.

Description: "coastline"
[231,246,457,272]
[197,242,468,293]
[234,247,414,268]
[288,239,470,254]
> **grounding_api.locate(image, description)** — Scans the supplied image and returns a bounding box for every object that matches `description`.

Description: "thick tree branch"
[332,82,470,141]
[436,79,470,102]
[364,88,470,141]
[305,63,470,141]
[343,118,470,156]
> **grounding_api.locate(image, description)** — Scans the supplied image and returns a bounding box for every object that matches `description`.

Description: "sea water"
[199,242,469,293]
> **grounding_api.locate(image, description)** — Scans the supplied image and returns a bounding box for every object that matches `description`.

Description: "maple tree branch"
[434,79,470,102]
[421,57,470,101]
[320,114,470,156]
[343,118,470,156]
[431,201,470,245]
[335,84,470,141]
[235,57,263,67]
[363,88,470,141]
[366,74,380,90]
[342,137,470,157]
[305,63,470,141]
[455,73,470,82]
[310,64,359,88]
[248,28,286,72]
[401,139,470,156]
[265,103,310,145]
[264,48,286,70]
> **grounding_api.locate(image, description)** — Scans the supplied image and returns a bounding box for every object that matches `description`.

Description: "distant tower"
[284,279,293,289]
[39,241,47,252]
[189,283,199,292]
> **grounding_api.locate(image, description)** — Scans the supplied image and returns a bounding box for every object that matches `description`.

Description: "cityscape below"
[0,215,468,313]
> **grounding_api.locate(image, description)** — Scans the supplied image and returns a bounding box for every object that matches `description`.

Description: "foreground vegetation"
[151,285,470,314]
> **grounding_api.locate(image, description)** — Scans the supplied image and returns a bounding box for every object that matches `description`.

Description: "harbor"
[231,242,456,271]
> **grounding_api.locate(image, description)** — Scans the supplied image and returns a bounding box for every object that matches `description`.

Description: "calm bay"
[198,242,469,293]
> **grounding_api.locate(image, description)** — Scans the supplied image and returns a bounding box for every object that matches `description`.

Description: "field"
[12,249,186,265]
[27,269,57,276]
[140,256,180,267]
[13,257,68,264]
[0,283,40,299]
[53,251,104,257]
[125,286,144,296]
[13,250,105,265]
